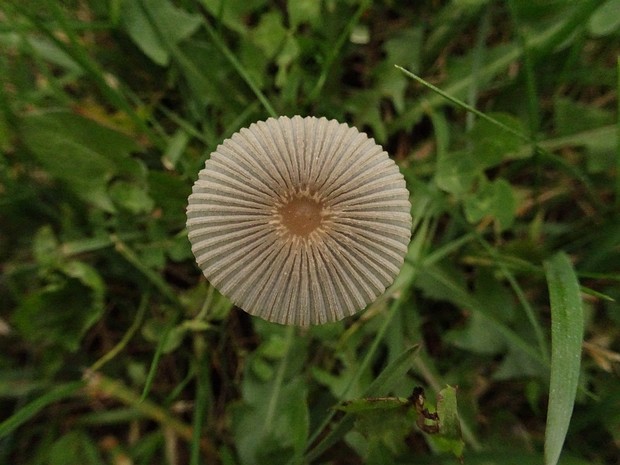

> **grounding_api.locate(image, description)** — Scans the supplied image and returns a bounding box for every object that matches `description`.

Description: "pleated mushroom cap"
[187,116,412,326]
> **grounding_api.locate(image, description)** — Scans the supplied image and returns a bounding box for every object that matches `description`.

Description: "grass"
[544,252,585,465]
[1,1,619,464]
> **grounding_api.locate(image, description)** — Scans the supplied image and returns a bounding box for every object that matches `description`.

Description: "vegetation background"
[1,0,619,464]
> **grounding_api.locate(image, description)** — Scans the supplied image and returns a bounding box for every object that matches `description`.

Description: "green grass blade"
[199,6,277,118]
[425,265,547,367]
[365,344,421,397]
[190,352,210,465]
[0,381,84,438]
[466,6,490,131]
[507,0,541,138]
[89,292,149,373]
[264,326,295,430]
[475,236,549,363]
[85,373,198,445]
[543,252,584,465]
[308,0,370,102]
[396,65,530,143]
[112,234,183,308]
[140,316,176,402]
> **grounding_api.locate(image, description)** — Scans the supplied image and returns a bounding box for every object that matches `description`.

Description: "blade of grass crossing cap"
[543,252,584,465]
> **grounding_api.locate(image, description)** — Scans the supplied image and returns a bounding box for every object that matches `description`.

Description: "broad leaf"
[431,386,465,458]
[435,150,478,195]
[19,111,142,212]
[468,112,527,168]
[464,177,516,230]
[122,0,202,66]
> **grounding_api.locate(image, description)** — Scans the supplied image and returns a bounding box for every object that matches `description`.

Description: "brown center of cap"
[278,196,325,237]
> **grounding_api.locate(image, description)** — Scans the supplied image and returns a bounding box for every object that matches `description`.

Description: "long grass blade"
[396,65,530,143]
[396,66,602,207]
[543,252,584,465]
[198,4,277,118]
[140,316,176,402]
[308,0,371,101]
[89,292,150,373]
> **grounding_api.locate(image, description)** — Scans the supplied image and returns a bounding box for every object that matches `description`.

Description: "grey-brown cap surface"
[187,116,412,326]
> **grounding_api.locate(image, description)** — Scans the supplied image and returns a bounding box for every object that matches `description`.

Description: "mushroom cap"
[187,116,412,326]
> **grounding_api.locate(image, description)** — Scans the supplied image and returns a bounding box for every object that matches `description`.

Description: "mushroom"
[186,116,412,326]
